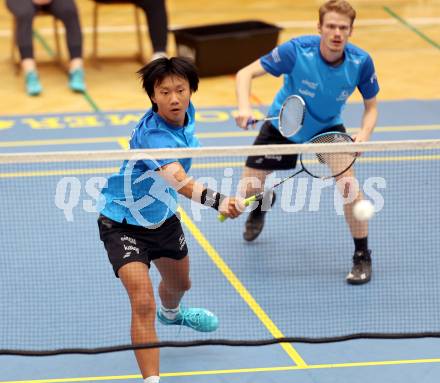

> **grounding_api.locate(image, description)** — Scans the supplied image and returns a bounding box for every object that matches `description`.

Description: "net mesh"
[1,139,440,355]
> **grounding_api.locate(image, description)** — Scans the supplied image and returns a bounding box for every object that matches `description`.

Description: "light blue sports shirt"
[260,35,380,143]
[100,102,199,227]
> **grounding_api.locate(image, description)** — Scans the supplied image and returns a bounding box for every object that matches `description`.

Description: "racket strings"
[301,132,356,178]
[279,97,305,137]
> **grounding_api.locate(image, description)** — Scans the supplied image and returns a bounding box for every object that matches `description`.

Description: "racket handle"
[244,195,257,206]
[246,117,278,127]
[217,195,258,223]
[246,118,260,126]
[217,214,227,222]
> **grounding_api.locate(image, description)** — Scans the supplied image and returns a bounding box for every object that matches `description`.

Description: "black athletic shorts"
[97,214,188,277]
[245,121,346,170]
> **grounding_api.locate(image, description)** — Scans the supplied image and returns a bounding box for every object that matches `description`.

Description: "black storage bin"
[173,20,281,77]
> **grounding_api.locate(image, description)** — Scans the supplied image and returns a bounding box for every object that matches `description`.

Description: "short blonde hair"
[319,0,356,26]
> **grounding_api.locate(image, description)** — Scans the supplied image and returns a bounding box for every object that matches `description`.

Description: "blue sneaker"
[69,68,86,92]
[157,307,218,332]
[25,71,42,96]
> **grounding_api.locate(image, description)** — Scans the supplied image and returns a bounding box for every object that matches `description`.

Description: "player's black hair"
[137,57,199,111]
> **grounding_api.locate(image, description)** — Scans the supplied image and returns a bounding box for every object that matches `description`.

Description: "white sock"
[144,376,160,383]
[160,305,180,320]
[150,51,167,61]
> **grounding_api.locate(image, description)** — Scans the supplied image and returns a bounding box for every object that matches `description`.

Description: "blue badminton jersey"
[260,35,380,143]
[100,102,199,227]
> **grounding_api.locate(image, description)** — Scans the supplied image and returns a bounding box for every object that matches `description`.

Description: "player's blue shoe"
[69,68,86,92]
[25,71,42,96]
[157,307,218,332]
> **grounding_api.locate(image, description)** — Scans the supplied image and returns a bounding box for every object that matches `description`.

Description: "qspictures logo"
[54,159,387,225]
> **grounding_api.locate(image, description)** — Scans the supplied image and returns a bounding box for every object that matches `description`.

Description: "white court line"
[0,18,439,38]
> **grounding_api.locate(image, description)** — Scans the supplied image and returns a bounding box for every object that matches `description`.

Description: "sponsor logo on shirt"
[336,90,350,101]
[271,47,281,63]
[301,79,318,90]
[370,72,377,84]
[298,88,316,98]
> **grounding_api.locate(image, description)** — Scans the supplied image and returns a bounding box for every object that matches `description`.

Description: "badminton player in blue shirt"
[98,57,243,383]
[235,0,379,284]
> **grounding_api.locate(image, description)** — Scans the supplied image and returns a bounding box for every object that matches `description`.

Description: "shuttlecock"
[353,199,375,221]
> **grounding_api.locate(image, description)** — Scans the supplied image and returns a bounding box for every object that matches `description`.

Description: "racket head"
[300,131,356,179]
[278,95,306,138]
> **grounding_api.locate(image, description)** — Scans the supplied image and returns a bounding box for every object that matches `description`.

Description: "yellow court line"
[192,155,440,168]
[117,138,130,150]
[0,167,119,178]
[0,133,254,148]
[165,357,440,374]
[192,161,243,169]
[0,124,440,148]
[177,206,307,367]
[1,155,440,178]
[198,131,258,138]
[0,137,126,148]
[2,358,440,383]
[368,125,440,132]
[357,155,440,162]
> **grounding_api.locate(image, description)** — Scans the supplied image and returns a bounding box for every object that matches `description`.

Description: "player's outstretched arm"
[159,162,244,218]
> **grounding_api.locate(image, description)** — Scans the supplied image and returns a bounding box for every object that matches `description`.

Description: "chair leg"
[53,18,63,70]
[11,18,20,75]
[134,6,145,64]
[92,3,100,67]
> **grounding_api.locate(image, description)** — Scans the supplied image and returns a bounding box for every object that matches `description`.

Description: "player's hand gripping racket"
[248,95,306,138]
[218,131,356,222]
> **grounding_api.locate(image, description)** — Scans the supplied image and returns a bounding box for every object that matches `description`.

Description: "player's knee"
[131,294,156,318]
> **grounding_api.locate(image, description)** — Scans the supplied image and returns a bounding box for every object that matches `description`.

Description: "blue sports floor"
[1,100,440,383]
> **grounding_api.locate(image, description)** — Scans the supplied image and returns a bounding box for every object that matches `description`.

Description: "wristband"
[200,188,227,211]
